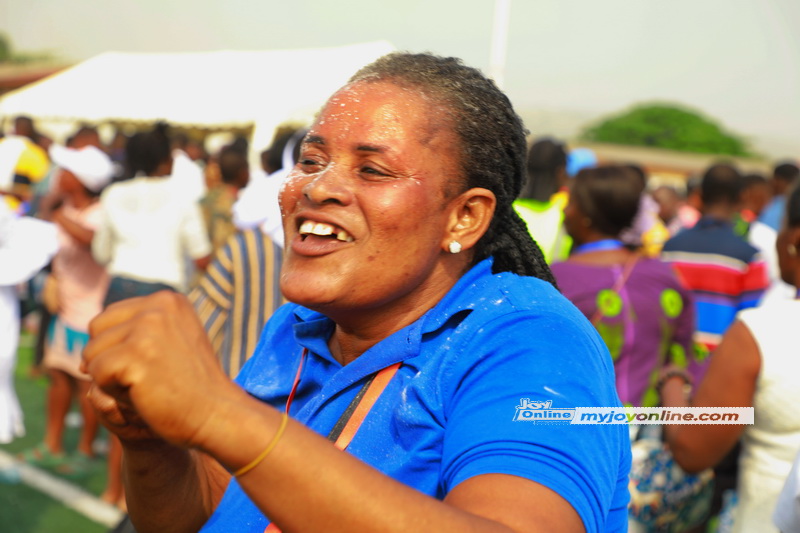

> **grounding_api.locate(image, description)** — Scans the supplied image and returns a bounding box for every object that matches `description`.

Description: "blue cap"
[566,148,597,177]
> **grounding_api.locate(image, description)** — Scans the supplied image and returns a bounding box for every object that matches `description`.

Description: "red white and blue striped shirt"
[661,216,768,382]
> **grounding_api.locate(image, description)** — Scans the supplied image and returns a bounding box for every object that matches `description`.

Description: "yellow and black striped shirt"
[190,228,284,378]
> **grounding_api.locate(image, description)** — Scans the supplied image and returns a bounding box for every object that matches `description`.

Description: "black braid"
[480,207,558,286]
[349,52,557,287]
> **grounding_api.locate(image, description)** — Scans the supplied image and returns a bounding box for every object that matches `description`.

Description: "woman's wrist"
[656,367,691,391]
[656,366,693,405]
[192,384,285,473]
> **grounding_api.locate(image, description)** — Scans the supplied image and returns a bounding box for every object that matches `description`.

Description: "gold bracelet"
[233,412,289,477]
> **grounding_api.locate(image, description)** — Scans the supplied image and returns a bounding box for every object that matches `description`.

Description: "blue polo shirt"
[201,258,631,532]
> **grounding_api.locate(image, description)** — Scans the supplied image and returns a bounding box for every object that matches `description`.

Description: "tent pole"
[489,0,512,90]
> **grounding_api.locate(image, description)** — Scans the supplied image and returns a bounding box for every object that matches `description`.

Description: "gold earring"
[448,241,462,254]
[789,244,798,257]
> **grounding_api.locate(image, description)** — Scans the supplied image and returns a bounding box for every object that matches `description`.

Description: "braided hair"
[349,53,556,286]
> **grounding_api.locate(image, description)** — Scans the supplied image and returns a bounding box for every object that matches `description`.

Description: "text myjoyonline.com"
[572,407,753,424]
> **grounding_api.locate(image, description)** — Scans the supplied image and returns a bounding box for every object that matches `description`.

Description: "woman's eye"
[360,166,388,177]
[300,158,322,169]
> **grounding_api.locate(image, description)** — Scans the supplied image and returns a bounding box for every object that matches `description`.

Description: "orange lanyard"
[265,349,401,532]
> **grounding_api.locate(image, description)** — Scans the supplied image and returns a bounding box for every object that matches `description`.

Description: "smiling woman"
[82,52,630,533]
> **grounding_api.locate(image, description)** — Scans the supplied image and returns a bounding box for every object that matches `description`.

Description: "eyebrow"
[305,135,391,154]
[355,143,390,153]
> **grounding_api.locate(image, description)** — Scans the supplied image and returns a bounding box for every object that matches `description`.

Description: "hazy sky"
[2,0,799,156]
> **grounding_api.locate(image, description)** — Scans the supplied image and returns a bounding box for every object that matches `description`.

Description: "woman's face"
[56,168,82,196]
[562,190,587,243]
[279,81,464,318]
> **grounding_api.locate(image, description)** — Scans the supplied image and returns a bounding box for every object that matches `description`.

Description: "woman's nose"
[302,163,353,206]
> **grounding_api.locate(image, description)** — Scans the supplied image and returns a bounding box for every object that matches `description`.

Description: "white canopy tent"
[0,41,395,153]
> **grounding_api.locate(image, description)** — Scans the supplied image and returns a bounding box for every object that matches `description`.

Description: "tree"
[0,32,56,64]
[580,103,751,156]
[0,33,11,62]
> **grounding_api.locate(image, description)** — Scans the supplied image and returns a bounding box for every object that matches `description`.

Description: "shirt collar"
[288,258,496,370]
[419,257,496,333]
[694,215,733,229]
[290,300,424,382]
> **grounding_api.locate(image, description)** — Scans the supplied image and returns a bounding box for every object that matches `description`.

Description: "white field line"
[0,449,123,528]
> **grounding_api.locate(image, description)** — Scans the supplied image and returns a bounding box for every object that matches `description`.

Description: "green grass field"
[0,330,110,533]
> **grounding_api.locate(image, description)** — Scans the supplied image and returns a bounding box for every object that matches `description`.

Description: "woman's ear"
[442,188,496,253]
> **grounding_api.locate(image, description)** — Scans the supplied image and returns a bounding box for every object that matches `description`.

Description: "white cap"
[49,144,115,192]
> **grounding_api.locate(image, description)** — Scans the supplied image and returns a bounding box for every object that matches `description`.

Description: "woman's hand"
[83,291,239,450]
[656,364,693,407]
[85,383,162,444]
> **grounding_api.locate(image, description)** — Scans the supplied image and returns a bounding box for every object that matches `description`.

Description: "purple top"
[551,256,695,407]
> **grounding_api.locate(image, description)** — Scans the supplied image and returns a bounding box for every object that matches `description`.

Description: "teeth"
[336,230,354,242]
[313,222,333,236]
[299,220,332,236]
[299,220,353,242]
[299,220,316,234]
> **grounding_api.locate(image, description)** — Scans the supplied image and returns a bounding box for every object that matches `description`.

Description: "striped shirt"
[661,216,768,382]
[189,229,284,378]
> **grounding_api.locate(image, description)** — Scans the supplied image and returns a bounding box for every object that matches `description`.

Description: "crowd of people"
[0,51,798,532]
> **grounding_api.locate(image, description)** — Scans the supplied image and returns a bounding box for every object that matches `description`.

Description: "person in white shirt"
[92,123,212,302]
[0,199,58,445]
[232,127,306,248]
[774,448,800,533]
[91,123,212,508]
